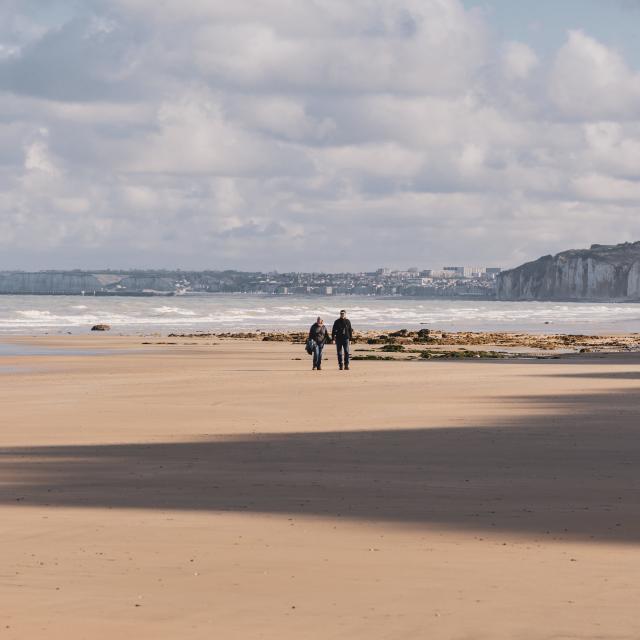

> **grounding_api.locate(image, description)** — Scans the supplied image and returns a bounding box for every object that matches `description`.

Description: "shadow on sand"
[2,384,640,543]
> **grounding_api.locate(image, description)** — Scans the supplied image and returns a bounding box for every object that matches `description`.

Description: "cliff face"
[116,276,175,292]
[0,272,106,294]
[0,272,179,295]
[496,242,640,301]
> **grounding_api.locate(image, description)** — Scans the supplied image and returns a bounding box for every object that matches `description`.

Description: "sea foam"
[1,295,640,335]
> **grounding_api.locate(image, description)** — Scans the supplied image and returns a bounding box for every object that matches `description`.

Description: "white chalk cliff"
[496,242,640,301]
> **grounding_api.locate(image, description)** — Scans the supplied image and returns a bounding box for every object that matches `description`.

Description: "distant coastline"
[497,242,640,302]
[0,290,495,300]
[0,268,497,298]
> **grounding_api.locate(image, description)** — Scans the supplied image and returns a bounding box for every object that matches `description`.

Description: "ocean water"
[0,294,639,335]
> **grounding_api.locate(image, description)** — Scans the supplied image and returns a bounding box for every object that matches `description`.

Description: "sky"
[2,1,640,271]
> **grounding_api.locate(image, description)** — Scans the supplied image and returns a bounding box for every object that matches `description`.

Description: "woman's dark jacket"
[309,323,330,344]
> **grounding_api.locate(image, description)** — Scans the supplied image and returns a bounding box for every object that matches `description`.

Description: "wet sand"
[1,336,640,639]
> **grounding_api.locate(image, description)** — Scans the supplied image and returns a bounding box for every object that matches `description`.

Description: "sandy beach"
[2,335,640,639]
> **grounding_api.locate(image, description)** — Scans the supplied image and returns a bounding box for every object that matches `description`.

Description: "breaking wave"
[1,294,640,334]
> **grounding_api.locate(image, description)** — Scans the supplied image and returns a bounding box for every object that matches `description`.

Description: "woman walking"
[308,316,330,371]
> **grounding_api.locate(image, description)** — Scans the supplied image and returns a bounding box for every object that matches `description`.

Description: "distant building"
[376,268,391,276]
[463,266,486,277]
[442,266,490,278]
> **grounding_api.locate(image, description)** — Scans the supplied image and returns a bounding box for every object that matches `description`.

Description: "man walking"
[332,309,353,370]
[308,316,330,371]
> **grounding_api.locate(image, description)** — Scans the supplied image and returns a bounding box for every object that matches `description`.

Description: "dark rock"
[380,344,405,352]
[91,324,111,331]
[419,349,505,360]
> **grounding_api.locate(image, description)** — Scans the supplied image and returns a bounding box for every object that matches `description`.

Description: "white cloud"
[501,41,538,80]
[316,143,424,179]
[549,30,640,119]
[122,0,489,95]
[582,121,640,178]
[1,2,640,270]
[571,173,640,202]
[127,90,312,179]
[228,96,336,143]
[23,129,59,175]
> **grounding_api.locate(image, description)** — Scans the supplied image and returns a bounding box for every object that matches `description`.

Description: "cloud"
[501,41,538,80]
[0,12,146,102]
[549,30,640,120]
[571,173,640,202]
[123,89,312,176]
[24,138,58,175]
[1,2,640,270]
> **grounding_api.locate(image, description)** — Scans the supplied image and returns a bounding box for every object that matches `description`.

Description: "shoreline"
[3,294,640,337]
[2,329,640,361]
[108,328,640,354]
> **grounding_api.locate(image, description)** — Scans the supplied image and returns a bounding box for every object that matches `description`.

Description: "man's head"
[340,310,346,318]
[317,316,323,325]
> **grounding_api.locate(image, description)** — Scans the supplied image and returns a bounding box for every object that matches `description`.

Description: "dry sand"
[1,335,640,639]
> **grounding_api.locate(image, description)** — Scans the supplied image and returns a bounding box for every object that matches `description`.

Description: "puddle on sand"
[0,365,24,373]
[0,343,131,357]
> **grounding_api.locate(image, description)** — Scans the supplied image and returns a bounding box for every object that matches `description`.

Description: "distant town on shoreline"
[0,266,502,298]
[4,242,640,301]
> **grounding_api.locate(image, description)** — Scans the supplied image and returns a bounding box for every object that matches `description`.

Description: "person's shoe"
[345,365,350,370]
[339,364,343,370]
[312,365,317,370]
[317,365,322,371]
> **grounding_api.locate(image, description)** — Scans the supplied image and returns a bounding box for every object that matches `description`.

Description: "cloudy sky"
[2,0,640,271]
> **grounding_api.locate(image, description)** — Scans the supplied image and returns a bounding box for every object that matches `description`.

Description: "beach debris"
[379,344,405,352]
[419,349,506,359]
[91,324,111,331]
[157,329,639,354]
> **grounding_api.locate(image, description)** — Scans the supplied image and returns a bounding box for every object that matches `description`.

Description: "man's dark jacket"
[331,317,353,341]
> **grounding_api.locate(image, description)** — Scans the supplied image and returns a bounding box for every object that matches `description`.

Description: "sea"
[0,294,639,335]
